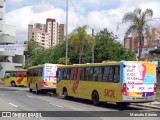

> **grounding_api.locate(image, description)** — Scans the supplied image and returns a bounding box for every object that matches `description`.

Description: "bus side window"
[67,69,71,80]
[103,66,109,82]
[93,67,102,81]
[70,68,74,80]
[63,68,70,80]
[114,66,120,83]
[80,68,85,80]
[98,67,103,81]
[56,69,61,81]
[12,73,15,77]
[88,67,93,81]
[63,69,67,80]
[108,67,114,82]
[24,72,27,77]
[58,69,63,80]
[73,68,77,80]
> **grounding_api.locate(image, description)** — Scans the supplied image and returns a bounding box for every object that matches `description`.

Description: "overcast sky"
[5,0,160,42]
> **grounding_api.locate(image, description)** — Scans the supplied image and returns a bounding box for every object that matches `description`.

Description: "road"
[0,84,159,120]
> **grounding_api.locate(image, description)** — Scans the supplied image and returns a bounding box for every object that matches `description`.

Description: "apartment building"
[0,0,25,79]
[124,28,160,60]
[28,18,66,48]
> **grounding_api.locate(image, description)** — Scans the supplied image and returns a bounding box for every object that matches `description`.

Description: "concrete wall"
[0,62,15,80]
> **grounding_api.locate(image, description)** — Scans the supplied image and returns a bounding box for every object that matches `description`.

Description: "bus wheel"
[29,84,32,92]
[35,84,39,95]
[92,91,99,106]
[11,81,16,87]
[63,88,68,99]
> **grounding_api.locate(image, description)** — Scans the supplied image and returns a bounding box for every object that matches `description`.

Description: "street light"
[65,0,68,65]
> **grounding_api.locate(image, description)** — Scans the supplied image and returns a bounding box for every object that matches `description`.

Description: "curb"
[131,103,160,110]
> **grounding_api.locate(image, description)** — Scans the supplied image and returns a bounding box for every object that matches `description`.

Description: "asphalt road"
[0,84,159,120]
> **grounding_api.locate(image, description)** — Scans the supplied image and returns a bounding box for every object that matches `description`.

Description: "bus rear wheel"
[92,91,99,106]
[11,81,16,87]
[63,88,68,99]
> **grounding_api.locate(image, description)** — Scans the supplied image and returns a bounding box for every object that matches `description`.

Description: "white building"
[0,0,25,79]
[28,18,66,48]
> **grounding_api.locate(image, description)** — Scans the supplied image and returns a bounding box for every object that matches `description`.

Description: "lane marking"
[50,103,64,108]
[9,103,18,108]
[15,91,20,93]
[27,95,34,98]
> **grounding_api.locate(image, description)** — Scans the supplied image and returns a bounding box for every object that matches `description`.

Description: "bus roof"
[58,61,155,68]
[58,62,121,68]
[5,69,27,72]
[28,63,65,69]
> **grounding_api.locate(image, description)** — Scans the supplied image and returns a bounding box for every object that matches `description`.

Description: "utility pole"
[92,28,94,63]
[65,0,68,65]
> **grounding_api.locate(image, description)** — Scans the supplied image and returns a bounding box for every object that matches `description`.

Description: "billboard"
[0,44,28,51]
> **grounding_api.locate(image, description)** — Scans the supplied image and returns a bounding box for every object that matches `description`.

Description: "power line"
[69,0,99,35]
[70,0,85,26]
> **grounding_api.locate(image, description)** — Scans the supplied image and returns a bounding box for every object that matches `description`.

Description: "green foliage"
[25,27,134,67]
[70,25,93,63]
[120,8,153,60]
[24,41,37,67]
[0,64,2,71]
[57,57,70,64]
[94,28,134,62]
[150,49,160,54]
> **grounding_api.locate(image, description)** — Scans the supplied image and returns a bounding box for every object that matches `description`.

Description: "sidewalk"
[131,101,160,110]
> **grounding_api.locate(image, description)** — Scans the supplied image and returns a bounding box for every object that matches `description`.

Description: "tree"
[0,64,2,71]
[94,28,134,62]
[70,25,92,64]
[120,8,153,60]
[24,41,37,67]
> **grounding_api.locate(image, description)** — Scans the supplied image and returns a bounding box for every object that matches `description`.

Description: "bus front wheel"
[11,81,16,87]
[63,88,68,99]
[92,91,99,106]
[35,84,39,94]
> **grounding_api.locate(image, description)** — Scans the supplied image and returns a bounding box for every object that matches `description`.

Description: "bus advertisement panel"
[42,64,57,89]
[121,61,157,102]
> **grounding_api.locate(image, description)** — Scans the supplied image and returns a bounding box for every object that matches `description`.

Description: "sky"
[4,0,160,42]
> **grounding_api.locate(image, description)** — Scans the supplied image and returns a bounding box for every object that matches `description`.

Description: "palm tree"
[70,25,92,64]
[121,8,153,60]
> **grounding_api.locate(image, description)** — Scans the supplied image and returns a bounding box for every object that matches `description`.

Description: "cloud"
[5,0,160,42]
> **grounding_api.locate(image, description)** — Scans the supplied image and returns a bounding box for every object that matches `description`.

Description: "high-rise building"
[28,18,65,48]
[124,27,160,60]
[58,24,66,44]
[0,0,25,79]
[152,28,160,41]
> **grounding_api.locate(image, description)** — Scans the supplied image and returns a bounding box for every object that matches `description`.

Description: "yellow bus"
[27,63,58,94]
[56,61,157,106]
[4,69,27,87]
